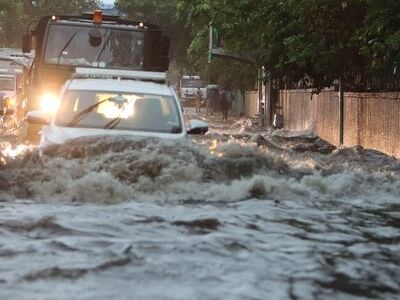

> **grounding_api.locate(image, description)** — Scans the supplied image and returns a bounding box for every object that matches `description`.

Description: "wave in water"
[0,136,399,204]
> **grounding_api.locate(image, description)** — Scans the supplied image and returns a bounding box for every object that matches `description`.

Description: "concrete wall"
[278,89,400,158]
[244,91,259,118]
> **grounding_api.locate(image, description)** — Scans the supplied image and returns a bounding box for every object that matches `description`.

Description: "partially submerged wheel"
[0,117,5,135]
[23,122,41,144]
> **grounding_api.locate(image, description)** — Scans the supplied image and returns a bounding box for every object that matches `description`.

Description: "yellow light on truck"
[7,98,16,108]
[93,10,103,24]
[40,93,59,114]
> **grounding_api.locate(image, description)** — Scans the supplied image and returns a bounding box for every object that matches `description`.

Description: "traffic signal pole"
[208,23,275,126]
[208,23,255,64]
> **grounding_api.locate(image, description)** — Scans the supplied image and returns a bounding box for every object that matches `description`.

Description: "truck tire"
[23,122,41,144]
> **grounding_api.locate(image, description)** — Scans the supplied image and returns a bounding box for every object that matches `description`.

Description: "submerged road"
[0,110,399,299]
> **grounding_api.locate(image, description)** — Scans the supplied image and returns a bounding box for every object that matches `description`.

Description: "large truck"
[0,49,30,122]
[0,69,23,108]
[0,48,32,101]
[22,10,170,139]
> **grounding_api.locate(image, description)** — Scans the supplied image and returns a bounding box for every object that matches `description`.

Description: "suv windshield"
[44,24,144,69]
[0,77,14,91]
[55,90,182,133]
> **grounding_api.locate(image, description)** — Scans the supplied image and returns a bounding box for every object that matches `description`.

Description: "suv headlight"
[40,93,59,114]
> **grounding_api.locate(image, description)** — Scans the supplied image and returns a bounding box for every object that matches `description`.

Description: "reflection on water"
[0,130,399,299]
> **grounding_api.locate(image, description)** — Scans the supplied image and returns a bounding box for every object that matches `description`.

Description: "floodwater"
[0,113,399,300]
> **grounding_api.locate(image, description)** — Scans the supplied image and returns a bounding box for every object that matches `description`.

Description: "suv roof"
[68,78,172,96]
[73,67,167,82]
[67,68,171,95]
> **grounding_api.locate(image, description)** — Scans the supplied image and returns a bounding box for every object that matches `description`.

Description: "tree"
[178,0,400,91]
[115,0,256,87]
[186,25,256,89]
[25,0,99,15]
[0,1,25,47]
[359,0,400,79]
[116,0,192,82]
[0,0,99,47]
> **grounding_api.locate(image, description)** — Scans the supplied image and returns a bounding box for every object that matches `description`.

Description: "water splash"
[0,135,398,205]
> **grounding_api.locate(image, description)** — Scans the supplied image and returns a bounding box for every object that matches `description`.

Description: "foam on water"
[1,122,400,299]
[0,135,399,205]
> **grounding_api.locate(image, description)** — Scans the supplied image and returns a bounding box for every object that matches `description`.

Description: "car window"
[0,77,15,91]
[55,90,182,133]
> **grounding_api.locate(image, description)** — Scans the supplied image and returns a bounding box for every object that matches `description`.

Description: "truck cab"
[23,11,170,112]
[22,10,170,141]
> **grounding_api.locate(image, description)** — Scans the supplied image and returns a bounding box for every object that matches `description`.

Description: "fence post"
[339,77,344,145]
[258,68,263,115]
[264,71,272,127]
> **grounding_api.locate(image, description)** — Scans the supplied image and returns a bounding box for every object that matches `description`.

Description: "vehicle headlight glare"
[40,93,59,114]
[8,98,16,107]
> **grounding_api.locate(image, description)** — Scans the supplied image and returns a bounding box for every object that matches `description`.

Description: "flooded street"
[0,111,399,300]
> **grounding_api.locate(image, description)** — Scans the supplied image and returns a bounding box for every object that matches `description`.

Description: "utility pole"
[264,70,272,127]
[208,22,214,63]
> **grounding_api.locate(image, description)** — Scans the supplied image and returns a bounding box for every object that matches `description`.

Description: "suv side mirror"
[22,33,32,53]
[187,119,208,135]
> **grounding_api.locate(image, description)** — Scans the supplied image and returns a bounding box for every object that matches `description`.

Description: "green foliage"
[116,0,192,82]
[178,0,400,90]
[187,26,255,88]
[359,0,400,76]
[0,0,24,46]
[116,0,255,87]
[116,0,176,26]
[2,0,397,90]
[25,0,99,15]
[0,0,99,47]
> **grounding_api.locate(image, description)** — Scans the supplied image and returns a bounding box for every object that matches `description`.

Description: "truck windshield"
[44,24,144,69]
[0,77,14,91]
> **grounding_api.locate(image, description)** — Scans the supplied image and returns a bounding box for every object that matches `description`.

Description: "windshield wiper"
[96,31,111,67]
[66,97,112,127]
[57,32,78,64]
[104,116,122,129]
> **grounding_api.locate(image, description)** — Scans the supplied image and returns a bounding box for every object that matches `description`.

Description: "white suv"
[27,68,208,147]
